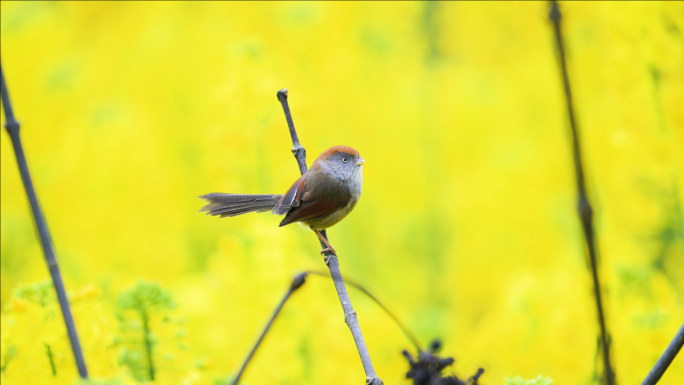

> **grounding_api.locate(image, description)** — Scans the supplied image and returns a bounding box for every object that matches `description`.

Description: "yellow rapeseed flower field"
[1,1,683,384]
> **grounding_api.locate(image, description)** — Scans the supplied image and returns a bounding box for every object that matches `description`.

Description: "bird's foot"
[315,230,337,260]
[320,246,337,256]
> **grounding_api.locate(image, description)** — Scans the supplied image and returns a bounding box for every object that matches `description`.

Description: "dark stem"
[641,322,684,385]
[230,273,306,385]
[276,89,383,385]
[1,65,89,379]
[45,343,57,376]
[548,3,615,385]
[141,310,155,381]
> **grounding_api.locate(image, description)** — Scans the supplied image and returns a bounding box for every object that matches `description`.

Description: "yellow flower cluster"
[1,1,683,384]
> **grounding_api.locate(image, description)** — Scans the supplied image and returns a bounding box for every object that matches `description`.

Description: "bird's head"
[315,145,365,180]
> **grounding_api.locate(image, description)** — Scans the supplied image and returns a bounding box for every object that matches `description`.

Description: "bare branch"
[1,64,89,379]
[641,322,684,385]
[276,89,383,385]
[276,88,307,176]
[548,3,615,384]
[230,273,307,385]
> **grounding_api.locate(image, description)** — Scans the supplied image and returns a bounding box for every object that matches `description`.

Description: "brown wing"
[272,177,307,215]
[276,163,351,227]
[278,197,339,227]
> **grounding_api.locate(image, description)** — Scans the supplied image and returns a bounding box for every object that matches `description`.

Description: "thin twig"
[278,88,307,176]
[548,3,615,385]
[1,65,89,378]
[277,89,383,385]
[230,273,307,385]
[641,322,684,385]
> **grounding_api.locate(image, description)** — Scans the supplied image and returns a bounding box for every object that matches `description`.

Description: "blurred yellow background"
[1,1,683,384]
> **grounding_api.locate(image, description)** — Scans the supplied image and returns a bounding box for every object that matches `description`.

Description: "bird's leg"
[315,230,337,256]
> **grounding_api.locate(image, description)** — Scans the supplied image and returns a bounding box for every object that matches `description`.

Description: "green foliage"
[505,375,554,385]
[2,1,683,383]
[212,376,233,385]
[0,345,18,373]
[9,280,60,375]
[115,281,181,382]
[13,280,55,308]
[117,281,176,314]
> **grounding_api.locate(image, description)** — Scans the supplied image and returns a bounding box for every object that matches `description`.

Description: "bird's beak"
[356,158,365,166]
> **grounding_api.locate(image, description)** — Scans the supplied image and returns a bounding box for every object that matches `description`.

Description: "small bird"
[199,145,365,255]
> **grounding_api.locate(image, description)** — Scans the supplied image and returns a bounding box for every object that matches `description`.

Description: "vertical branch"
[141,310,155,381]
[548,3,615,385]
[276,89,383,385]
[641,322,684,385]
[230,273,307,385]
[1,65,89,378]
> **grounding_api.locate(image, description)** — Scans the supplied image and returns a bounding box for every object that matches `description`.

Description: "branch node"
[277,88,288,100]
[577,197,593,224]
[290,273,307,291]
[48,259,59,269]
[344,310,358,326]
[291,145,306,158]
[4,119,20,134]
[548,1,560,22]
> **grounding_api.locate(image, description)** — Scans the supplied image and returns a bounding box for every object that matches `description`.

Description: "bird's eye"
[342,157,349,163]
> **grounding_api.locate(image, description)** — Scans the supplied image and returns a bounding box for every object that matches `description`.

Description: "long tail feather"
[199,193,283,218]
